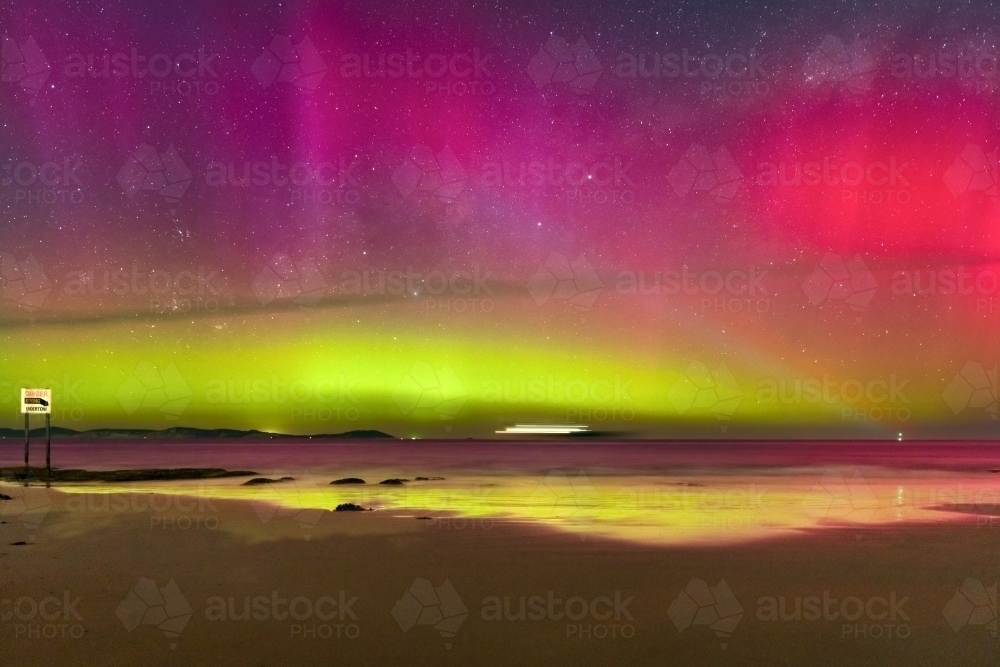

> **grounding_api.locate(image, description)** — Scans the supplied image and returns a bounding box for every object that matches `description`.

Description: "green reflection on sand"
[47,470,998,546]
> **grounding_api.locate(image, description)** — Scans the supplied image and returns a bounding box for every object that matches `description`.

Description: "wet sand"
[1,486,998,666]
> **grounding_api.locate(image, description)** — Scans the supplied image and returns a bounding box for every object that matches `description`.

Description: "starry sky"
[0,0,998,438]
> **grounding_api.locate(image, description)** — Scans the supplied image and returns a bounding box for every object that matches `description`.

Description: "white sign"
[21,388,51,414]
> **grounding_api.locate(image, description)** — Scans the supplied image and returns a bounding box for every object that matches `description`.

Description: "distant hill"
[0,427,397,440]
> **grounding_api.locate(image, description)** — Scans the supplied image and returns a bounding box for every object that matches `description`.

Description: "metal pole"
[23,413,29,487]
[46,413,51,488]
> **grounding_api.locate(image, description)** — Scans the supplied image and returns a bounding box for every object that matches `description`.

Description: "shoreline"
[4,465,998,549]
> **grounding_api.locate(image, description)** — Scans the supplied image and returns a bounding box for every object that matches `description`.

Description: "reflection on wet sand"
[25,467,1000,546]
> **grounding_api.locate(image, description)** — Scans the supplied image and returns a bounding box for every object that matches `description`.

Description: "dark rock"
[414,476,444,481]
[3,467,259,483]
[380,478,408,485]
[335,503,369,512]
[243,477,294,486]
[10,541,26,546]
[331,478,366,485]
[415,516,433,520]
[0,494,11,501]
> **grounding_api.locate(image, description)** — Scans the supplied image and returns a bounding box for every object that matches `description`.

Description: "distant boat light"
[496,424,590,435]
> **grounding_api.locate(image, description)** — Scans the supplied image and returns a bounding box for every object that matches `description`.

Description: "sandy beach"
[1,441,999,666]
[1,495,996,667]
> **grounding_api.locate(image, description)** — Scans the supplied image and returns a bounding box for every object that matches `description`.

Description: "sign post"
[20,389,52,487]
[46,412,51,487]
[23,413,28,482]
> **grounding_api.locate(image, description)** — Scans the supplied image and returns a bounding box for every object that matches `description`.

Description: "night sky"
[1,0,998,438]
